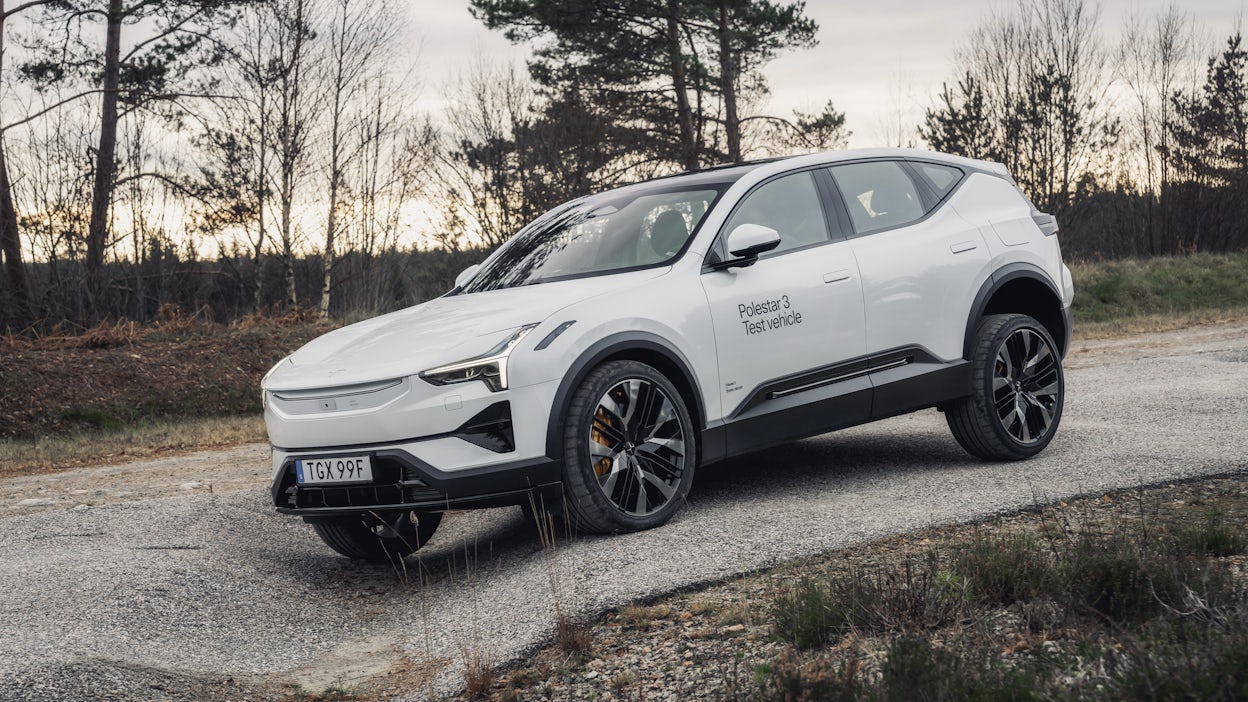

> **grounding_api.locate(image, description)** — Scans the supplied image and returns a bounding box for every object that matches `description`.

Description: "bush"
[772,557,968,650]
[952,532,1051,606]
[1172,509,1247,558]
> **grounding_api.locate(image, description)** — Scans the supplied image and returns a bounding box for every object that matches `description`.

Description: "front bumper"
[271,447,562,517]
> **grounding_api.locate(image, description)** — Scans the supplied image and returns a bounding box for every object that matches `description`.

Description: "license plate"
[296,455,374,485]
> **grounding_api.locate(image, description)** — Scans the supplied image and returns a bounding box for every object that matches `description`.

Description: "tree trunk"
[277,0,307,310]
[664,0,698,171]
[83,0,123,319]
[254,85,267,312]
[0,139,31,324]
[0,10,32,324]
[320,7,347,320]
[320,147,340,319]
[717,1,741,163]
[280,192,296,308]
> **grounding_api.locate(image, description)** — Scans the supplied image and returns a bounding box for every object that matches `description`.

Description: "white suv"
[262,148,1074,561]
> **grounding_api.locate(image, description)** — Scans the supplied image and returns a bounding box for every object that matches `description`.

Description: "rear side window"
[829,161,925,235]
[916,162,964,198]
[722,171,831,256]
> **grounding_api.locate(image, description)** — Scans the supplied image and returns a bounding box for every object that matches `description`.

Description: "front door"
[699,170,868,452]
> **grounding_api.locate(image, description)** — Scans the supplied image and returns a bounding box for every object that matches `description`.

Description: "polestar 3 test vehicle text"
[262,148,1074,561]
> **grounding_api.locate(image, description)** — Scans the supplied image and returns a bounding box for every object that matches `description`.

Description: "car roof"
[586,148,1008,206]
[625,148,1005,189]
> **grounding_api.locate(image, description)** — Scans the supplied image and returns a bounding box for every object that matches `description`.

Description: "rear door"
[827,160,991,362]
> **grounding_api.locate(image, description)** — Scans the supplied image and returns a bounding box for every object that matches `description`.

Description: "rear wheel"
[311,510,442,562]
[947,313,1064,460]
[561,360,696,534]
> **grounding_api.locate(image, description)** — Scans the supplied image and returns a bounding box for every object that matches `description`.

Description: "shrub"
[952,532,1051,606]
[1173,509,1247,558]
[771,558,968,650]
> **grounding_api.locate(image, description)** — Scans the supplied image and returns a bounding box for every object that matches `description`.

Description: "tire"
[561,360,697,534]
[311,510,442,562]
[520,494,566,535]
[946,313,1065,461]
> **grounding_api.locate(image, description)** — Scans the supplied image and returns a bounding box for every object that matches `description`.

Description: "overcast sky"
[410,1,1246,148]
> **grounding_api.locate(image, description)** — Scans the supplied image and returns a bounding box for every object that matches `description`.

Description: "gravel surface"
[1,322,1246,701]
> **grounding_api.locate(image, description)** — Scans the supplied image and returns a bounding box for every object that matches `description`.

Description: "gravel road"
[2,322,1246,701]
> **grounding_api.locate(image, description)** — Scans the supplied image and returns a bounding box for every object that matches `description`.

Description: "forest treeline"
[0,0,1245,331]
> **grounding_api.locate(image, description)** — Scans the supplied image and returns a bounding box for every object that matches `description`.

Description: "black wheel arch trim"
[964,263,1068,360]
[544,331,709,463]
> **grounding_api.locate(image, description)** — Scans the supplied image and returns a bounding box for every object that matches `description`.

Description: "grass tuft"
[617,603,675,629]
[59,407,124,431]
[461,645,495,696]
[555,613,594,655]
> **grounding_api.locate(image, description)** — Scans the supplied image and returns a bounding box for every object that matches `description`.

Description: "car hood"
[265,269,667,391]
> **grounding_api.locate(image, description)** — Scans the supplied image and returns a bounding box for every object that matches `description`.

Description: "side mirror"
[454,264,480,289]
[713,224,781,270]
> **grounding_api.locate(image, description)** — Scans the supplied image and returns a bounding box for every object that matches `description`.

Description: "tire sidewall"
[562,360,697,533]
[976,315,1065,457]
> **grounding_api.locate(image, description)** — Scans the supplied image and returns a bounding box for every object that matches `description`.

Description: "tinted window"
[917,162,964,198]
[830,161,925,234]
[723,171,830,256]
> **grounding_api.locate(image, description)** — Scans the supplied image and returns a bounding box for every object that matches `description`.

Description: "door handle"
[950,241,978,254]
[823,270,851,284]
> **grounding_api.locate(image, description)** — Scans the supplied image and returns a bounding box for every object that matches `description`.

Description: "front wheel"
[946,313,1065,460]
[311,510,442,562]
[561,360,696,534]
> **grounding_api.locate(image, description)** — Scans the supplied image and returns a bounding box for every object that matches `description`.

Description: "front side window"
[830,161,925,235]
[721,171,831,256]
[462,185,727,292]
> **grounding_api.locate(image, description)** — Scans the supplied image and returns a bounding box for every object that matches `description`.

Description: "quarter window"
[722,171,830,256]
[830,161,925,235]
[917,162,964,198]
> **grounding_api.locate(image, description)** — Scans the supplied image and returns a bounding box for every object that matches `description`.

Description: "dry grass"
[1073,306,1248,340]
[461,644,496,697]
[617,603,675,628]
[0,415,266,477]
[555,614,594,654]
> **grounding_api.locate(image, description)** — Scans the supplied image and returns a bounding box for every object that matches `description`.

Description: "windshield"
[461,184,728,293]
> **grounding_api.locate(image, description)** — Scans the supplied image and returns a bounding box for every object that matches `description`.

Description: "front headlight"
[420,323,539,392]
[261,355,292,410]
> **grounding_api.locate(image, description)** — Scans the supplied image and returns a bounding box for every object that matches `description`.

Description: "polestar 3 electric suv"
[262,148,1074,561]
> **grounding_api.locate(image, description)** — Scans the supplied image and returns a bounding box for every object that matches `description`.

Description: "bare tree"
[337,73,436,314]
[317,0,398,317]
[0,0,64,327]
[1118,4,1198,254]
[925,0,1116,214]
[18,0,237,320]
[269,0,319,309]
[9,96,97,321]
[435,61,538,250]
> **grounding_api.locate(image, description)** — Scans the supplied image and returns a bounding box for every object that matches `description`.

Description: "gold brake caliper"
[591,407,617,477]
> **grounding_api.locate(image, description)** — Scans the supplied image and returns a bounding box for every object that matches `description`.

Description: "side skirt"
[703,351,971,463]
